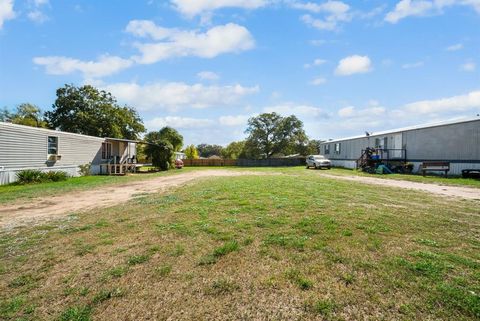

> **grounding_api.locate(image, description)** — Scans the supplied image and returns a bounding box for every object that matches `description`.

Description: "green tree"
[184,144,199,159]
[222,141,246,159]
[0,107,12,122]
[142,127,183,153]
[196,144,224,158]
[303,139,322,155]
[158,127,183,152]
[45,84,145,139]
[144,131,174,171]
[0,103,47,127]
[243,112,308,158]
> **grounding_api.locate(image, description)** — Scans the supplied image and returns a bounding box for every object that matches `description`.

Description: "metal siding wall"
[0,123,104,170]
[0,124,48,168]
[330,160,356,169]
[404,121,479,161]
[57,133,104,167]
[321,137,368,160]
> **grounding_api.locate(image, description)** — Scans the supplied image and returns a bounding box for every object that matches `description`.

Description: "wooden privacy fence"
[182,158,306,167]
[182,159,237,166]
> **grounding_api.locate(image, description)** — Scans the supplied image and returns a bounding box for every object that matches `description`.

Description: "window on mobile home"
[325,144,330,154]
[334,143,341,154]
[47,136,58,155]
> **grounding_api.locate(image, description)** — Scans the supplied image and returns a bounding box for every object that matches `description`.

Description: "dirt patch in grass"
[0,170,269,229]
[317,172,480,200]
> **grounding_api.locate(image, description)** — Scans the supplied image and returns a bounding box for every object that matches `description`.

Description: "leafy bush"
[16,169,44,184]
[44,171,68,182]
[78,163,91,176]
[16,169,69,184]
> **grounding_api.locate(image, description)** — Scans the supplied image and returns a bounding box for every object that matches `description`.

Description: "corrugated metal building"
[0,122,137,184]
[319,117,480,175]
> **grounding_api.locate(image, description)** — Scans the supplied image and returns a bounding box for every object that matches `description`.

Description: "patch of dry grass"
[326,167,480,188]
[0,169,479,320]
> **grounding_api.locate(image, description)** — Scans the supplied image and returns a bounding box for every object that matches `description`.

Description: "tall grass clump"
[15,170,44,184]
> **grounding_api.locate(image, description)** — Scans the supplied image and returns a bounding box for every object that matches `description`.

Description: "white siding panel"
[0,122,104,170]
[330,160,356,169]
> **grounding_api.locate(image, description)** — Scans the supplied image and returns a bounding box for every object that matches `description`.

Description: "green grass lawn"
[326,167,480,188]
[0,169,478,320]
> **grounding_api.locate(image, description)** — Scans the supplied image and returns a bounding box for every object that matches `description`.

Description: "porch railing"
[100,156,137,175]
[356,148,407,169]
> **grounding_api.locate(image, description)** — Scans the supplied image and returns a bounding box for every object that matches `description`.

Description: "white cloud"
[338,105,386,118]
[33,55,133,78]
[125,20,172,40]
[310,77,327,86]
[402,61,424,69]
[359,5,386,19]
[335,55,372,76]
[35,21,254,80]
[301,14,336,30]
[102,81,259,111]
[170,0,269,17]
[33,0,48,5]
[315,91,480,140]
[291,0,350,14]
[309,39,326,46]
[27,0,49,23]
[446,43,463,51]
[218,115,250,126]
[126,21,255,64]
[27,10,48,23]
[385,0,480,24]
[197,71,220,80]
[304,58,326,68]
[294,1,352,30]
[337,105,355,117]
[263,103,329,118]
[146,116,214,130]
[0,0,16,29]
[385,0,432,23]
[460,61,476,72]
[403,90,480,114]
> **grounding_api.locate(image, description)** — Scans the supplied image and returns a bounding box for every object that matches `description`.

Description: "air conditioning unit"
[48,154,62,161]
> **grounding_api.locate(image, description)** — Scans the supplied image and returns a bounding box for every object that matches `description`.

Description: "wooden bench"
[421,161,450,177]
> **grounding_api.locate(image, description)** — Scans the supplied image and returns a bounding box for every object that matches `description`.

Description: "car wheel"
[314,163,318,169]
[306,165,309,169]
[327,166,331,170]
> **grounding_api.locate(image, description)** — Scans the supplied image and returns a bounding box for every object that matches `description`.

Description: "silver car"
[306,155,331,169]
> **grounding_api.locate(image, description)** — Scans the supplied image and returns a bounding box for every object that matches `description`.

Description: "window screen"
[48,136,58,155]
[334,143,341,154]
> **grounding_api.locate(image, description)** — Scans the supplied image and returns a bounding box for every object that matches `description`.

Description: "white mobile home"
[0,122,138,184]
[319,118,480,175]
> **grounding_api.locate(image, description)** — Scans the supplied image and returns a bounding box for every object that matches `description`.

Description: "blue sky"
[1,0,479,146]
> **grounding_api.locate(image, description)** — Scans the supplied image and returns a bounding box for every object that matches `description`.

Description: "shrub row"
[16,169,69,184]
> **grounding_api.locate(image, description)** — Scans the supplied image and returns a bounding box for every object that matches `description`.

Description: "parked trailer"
[319,117,480,176]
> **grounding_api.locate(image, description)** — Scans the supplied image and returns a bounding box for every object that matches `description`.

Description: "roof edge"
[0,122,137,142]
[322,117,480,143]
